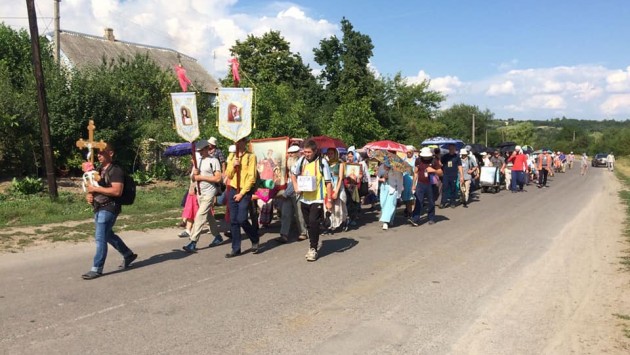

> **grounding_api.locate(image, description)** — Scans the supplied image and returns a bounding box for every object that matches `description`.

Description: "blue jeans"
[441,176,458,205]
[412,183,435,222]
[227,189,258,252]
[92,209,132,273]
[511,170,525,191]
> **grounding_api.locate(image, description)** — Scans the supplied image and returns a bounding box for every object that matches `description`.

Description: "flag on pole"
[229,57,240,86]
[171,92,199,142]
[218,87,252,141]
[174,64,192,92]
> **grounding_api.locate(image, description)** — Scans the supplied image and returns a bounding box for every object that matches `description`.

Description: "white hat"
[515,145,522,152]
[460,148,469,155]
[287,145,300,153]
[228,145,236,153]
[405,145,416,152]
[419,147,433,158]
[480,152,487,156]
[348,146,356,153]
[195,140,209,151]
[208,137,218,146]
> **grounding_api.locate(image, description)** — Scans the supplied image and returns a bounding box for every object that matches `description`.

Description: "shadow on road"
[318,237,359,259]
[104,249,195,276]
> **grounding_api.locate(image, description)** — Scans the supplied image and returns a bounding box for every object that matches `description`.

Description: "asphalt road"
[0,166,623,354]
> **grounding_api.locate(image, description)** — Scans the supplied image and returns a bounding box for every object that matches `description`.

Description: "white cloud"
[407,70,463,95]
[600,94,630,115]
[409,64,630,119]
[486,80,515,96]
[1,0,336,77]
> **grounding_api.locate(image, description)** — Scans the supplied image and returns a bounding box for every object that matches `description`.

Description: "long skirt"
[401,173,414,202]
[181,193,199,220]
[379,183,397,224]
[329,188,348,229]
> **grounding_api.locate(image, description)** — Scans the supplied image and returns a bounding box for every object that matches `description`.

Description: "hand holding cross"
[76,120,107,164]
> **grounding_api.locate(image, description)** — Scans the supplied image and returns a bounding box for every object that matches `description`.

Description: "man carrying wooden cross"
[82,143,137,280]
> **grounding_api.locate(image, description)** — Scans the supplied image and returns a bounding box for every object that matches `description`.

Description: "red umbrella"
[311,135,347,149]
[363,140,408,153]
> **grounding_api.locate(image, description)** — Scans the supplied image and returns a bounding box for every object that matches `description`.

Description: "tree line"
[1,19,629,178]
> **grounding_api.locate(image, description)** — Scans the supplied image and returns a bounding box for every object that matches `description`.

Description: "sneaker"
[182,241,197,253]
[537,184,542,188]
[251,243,260,254]
[298,234,308,241]
[120,253,138,269]
[349,220,357,226]
[305,248,318,262]
[408,218,419,227]
[225,249,241,258]
[81,271,102,280]
[178,230,190,238]
[439,203,447,209]
[382,223,388,230]
[209,235,223,247]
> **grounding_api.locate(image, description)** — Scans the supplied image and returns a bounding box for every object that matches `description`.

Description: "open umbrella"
[311,135,347,149]
[368,149,413,174]
[421,137,462,145]
[521,145,534,154]
[163,142,192,157]
[363,140,408,153]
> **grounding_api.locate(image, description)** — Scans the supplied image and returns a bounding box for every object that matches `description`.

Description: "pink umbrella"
[363,140,408,153]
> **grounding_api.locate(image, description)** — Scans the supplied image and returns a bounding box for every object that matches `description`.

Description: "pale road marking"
[1,258,270,344]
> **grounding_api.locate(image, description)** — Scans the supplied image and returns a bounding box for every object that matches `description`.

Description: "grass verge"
[614,157,630,339]
[0,180,207,252]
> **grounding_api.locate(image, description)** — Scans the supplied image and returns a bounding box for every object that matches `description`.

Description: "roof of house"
[55,29,220,94]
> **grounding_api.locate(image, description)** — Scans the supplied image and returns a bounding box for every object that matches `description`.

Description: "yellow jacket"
[226,151,257,195]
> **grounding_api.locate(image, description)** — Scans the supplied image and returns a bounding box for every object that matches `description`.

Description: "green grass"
[0,180,191,251]
[0,181,187,227]
[615,158,630,271]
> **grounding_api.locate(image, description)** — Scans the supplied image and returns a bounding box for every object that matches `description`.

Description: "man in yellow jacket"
[224,137,259,258]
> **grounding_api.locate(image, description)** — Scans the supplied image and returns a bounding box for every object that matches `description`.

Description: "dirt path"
[452,172,630,354]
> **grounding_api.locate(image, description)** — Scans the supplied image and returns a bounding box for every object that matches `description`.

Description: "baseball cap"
[195,140,209,151]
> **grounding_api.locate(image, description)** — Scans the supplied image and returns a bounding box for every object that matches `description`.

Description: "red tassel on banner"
[174,64,192,92]
[229,57,240,87]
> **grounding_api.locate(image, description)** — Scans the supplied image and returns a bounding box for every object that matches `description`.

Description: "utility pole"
[53,0,61,63]
[485,129,488,147]
[472,114,476,144]
[26,0,58,199]
[573,130,576,142]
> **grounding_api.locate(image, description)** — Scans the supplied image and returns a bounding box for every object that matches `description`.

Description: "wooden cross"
[76,120,107,163]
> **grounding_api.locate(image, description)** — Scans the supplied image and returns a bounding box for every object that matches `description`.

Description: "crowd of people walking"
[82,137,603,278]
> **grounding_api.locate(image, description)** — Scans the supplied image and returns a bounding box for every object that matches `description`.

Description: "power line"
[0,17,54,19]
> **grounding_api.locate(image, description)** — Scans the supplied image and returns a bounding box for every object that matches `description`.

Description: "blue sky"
[3,0,630,120]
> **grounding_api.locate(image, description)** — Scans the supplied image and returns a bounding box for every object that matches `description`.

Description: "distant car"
[591,153,607,167]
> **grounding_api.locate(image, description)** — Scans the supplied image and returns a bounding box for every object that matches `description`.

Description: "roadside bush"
[131,170,153,186]
[9,176,44,195]
[150,161,172,180]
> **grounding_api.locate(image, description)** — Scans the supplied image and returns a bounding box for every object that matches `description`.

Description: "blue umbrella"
[163,142,192,157]
[421,137,463,145]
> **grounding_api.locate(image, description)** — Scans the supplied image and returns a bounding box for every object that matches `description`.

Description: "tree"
[437,104,494,143]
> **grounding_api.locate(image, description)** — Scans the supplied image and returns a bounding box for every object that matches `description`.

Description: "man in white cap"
[183,139,224,252]
[507,145,527,192]
[208,136,226,172]
[607,152,615,172]
[459,148,477,207]
[409,147,442,225]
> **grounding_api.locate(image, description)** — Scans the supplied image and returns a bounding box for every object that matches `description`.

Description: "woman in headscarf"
[378,159,403,230]
[325,148,348,232]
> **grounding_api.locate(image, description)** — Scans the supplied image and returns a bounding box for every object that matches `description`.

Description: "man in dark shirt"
[439,144,464,208]
[83,145,137,280]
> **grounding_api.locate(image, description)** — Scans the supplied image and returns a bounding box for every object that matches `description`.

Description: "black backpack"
[103,165,136,205]
[117,172,136,205]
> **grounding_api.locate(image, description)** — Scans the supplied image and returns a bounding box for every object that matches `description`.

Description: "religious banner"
[217,87,253,141]
[171,92,200,142]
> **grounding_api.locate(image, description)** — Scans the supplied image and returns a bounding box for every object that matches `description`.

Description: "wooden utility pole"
[26,0,58,199]
[472,114,476,144]
[485,129,488,147]
[53,0,61,63]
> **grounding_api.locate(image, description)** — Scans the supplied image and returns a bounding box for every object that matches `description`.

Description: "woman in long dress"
[378,161,403,230]
[326,148,348,232]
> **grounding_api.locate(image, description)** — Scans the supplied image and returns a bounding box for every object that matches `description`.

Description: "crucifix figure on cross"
[76,120,108,164]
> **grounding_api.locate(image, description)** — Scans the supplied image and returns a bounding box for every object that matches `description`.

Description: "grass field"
[0,180,211,252]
